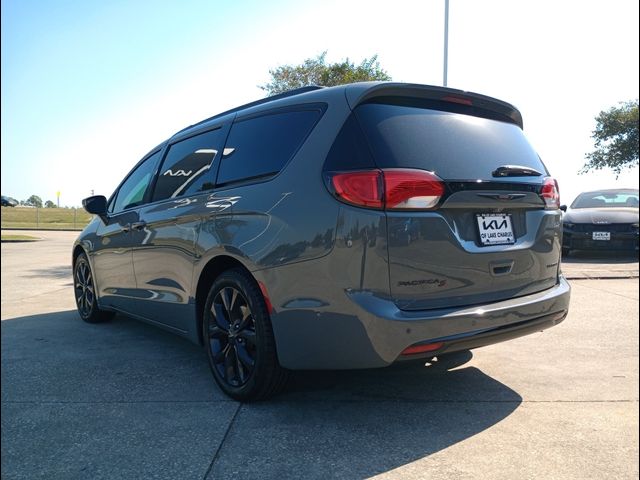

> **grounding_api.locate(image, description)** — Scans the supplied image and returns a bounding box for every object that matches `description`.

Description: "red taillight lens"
[384,169,445,210]
[329,169,445,210]
[330,170,383,208]
[541,177,560,209]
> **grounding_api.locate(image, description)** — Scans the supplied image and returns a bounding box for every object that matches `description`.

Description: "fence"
[0,207,93,230]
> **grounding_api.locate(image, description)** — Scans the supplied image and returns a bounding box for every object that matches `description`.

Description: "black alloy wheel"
[204,269,288,401]
[73,253,113,323]
[209,286,257,387]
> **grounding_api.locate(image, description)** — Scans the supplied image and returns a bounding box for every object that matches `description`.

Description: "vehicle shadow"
[2,310,522,479]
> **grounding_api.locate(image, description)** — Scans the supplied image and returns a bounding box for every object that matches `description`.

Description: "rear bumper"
[271,276,571,369]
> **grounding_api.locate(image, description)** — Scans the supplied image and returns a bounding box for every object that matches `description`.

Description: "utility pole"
[443,0,449,87]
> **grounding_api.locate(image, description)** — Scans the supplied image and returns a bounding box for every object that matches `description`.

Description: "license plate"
[592,231,611,241]
[476,213,515,246]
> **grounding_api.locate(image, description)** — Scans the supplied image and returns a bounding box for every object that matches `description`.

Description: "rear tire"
[73,253,114,323]
[203,268,288,401]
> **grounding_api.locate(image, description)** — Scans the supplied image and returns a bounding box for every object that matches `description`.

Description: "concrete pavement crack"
[202,402,242,480]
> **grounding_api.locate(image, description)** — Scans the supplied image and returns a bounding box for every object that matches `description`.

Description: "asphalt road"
[1,231,638,479]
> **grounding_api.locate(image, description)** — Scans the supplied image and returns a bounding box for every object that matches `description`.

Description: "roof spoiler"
[345,83,524,129]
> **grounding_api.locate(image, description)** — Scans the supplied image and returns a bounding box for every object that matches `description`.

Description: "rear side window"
[216,108,323,186]
[355,103,547,180]
[152,128,224,202]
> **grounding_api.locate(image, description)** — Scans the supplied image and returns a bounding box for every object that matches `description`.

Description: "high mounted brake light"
[441,95,473,106]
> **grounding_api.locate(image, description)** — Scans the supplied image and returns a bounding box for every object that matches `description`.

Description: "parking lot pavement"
[2,230,639,479]
[562,250,639,279]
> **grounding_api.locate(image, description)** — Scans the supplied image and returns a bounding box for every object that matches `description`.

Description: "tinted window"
[152,128,223,202]
[355,103,547,180]
[111,151,161,213]
[217,109,322,186]
[324,114,376,171]
[572,191,639,209]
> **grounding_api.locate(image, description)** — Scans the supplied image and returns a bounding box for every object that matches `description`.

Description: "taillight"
[330,171,383,209]
[328,169,445,210]
[541,177,560,209]
[384,169,445,209]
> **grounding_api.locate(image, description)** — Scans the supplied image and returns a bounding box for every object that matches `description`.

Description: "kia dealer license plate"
[592,231,611,241]
[477,213,515,246]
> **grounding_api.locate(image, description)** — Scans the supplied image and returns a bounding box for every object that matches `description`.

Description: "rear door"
[131,123,230,331]
[354,100,562,310]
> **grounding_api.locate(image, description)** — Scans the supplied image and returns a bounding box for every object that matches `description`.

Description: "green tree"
[582,100,639,176]
[45,200,57,208]
[26,195,43,208]
[260,52,391,96]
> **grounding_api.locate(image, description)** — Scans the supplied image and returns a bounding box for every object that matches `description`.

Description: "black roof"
[171,81,525,141]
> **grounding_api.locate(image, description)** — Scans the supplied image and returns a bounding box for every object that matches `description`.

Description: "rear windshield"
[355,103,547,180]
[571,191,639,208]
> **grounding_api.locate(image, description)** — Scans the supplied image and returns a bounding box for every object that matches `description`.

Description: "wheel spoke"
[223,347,235,384]
[237,305,252,330]
[211,302,230,330]
[234,345,246,382]
[213,343,230,363]
[238,329,256,347]
[235,343,255,368]
[208,325,226,339]
[220,288,232,312]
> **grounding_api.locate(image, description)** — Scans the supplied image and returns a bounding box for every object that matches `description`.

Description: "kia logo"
[482,219,508,230]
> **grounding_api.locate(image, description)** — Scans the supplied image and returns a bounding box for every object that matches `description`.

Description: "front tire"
[73,253,114,323]
[203,268,288,401]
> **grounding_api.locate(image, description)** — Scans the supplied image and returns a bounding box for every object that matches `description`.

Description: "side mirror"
[559,205,567,212]
[82,195,108,222]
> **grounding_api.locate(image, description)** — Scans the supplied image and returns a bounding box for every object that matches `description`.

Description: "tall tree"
[26,195,43,208]
[582,100,639,175]
[260,52,391,96]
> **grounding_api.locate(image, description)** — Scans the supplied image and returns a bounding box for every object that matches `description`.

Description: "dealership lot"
[1,231,638,479]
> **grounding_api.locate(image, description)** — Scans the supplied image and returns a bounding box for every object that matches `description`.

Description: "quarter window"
[111,151,161,213]
[217,108,323,186]
[152,128,224,202]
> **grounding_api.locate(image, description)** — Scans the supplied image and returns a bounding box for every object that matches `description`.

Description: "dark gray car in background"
[561,188,639,255]
[73,82,571,400]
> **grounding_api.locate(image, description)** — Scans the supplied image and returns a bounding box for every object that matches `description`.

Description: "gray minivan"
[74,82,571,400]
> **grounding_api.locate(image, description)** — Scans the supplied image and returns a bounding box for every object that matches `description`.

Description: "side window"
[217,109,322,186]
[111,151,161,213]
[152,128,224,202]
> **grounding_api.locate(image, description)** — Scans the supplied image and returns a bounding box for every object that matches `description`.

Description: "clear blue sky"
[2,0,639,207]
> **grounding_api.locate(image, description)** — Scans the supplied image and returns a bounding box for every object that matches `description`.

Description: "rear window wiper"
[492,165,543,177]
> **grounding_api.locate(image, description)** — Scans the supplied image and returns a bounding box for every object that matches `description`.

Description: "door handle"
[131,221,147,230]
[120,223,131,233]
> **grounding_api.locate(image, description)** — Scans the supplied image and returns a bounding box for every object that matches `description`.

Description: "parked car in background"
[561,189,639,256]
[73,82,570,401]
[1,196,18,207]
